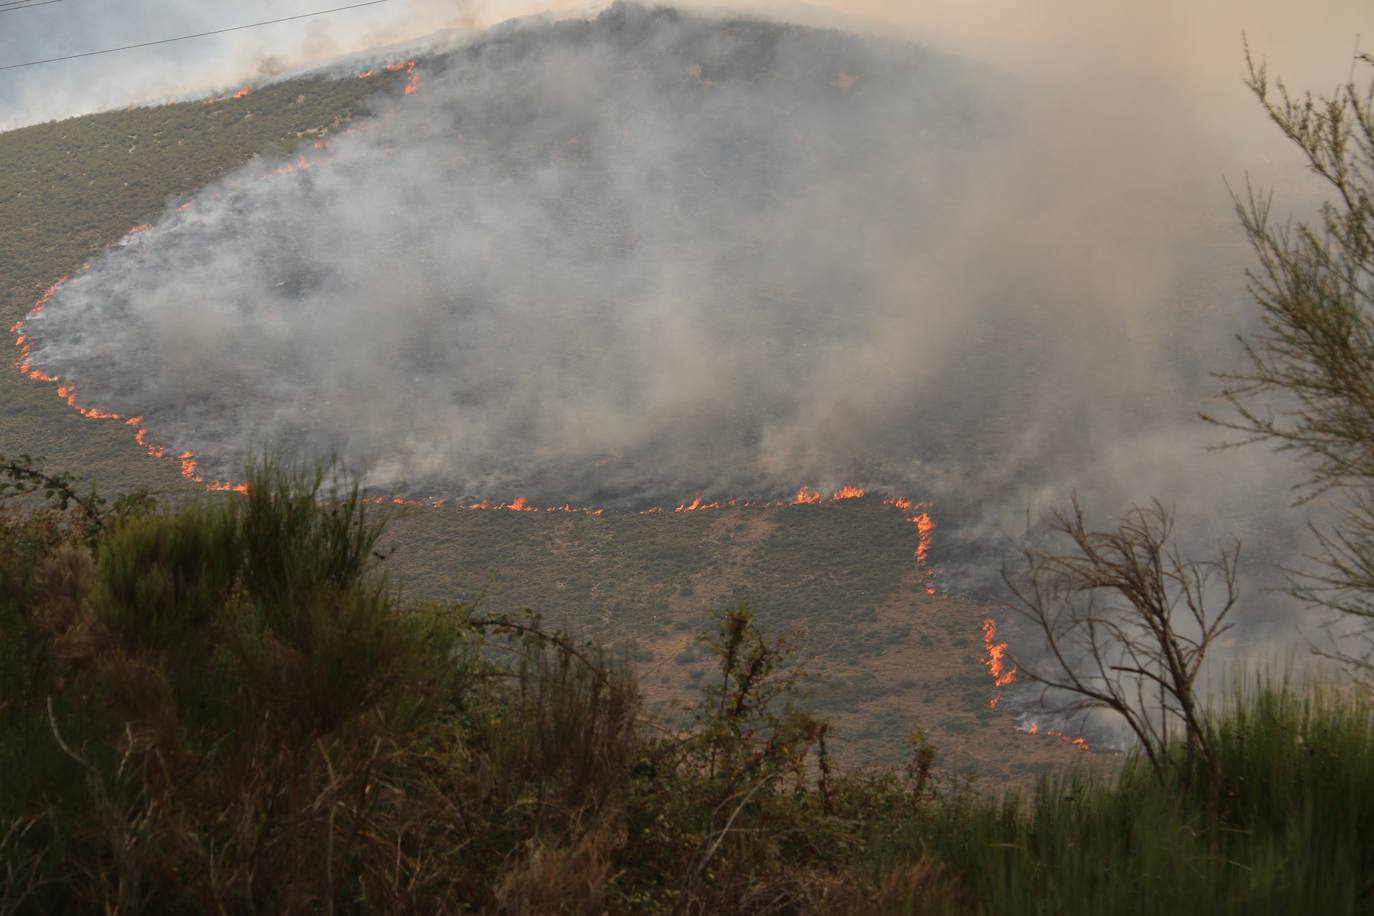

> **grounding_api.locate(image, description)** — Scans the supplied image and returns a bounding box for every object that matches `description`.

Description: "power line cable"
[0,0,63,13]
[0,0,390,71]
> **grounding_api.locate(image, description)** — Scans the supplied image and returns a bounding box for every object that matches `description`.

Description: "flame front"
[1019,721,1088,751]
[385,60,422,95]
[981,617,1018,694]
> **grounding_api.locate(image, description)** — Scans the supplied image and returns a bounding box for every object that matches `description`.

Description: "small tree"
[1208,48,1374,672]
[1002,498,1239,785]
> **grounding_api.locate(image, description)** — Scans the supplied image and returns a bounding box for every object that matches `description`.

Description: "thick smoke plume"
[15,3,1374,620]
[28,7,1019,500]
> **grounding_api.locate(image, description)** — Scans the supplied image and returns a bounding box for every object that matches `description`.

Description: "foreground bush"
[0,463,1371,913]
[0,464,948,913]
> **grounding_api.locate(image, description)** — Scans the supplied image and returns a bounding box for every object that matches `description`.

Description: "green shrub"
[1,460,1372,913]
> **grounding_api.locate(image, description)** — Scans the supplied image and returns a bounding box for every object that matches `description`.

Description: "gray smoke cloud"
[26,7,1020,499]
[15,1,1374,645]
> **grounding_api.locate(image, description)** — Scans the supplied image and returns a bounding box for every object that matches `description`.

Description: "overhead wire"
[0,0,63,13]
[0,0,391,71]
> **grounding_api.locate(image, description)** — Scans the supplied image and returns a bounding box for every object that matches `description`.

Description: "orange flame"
[981,618,1017,692]
[1047,729,1089,751]
[913,511,935,563]
[383,59,422,95]
[883,496,935,564]
[790,486,823,505]
[675,497,722,513]
[178,451,205,483]
[233,86,252,100]
[831,485,866,500]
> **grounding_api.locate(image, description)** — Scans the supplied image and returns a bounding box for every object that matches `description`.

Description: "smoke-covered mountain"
[22,5,1309,611]
[26,6,1005,503]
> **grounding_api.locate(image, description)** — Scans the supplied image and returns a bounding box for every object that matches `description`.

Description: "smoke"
[15,2,1374,641]
[27,8,998,495]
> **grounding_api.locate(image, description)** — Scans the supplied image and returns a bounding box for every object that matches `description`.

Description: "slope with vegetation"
[0,463,1370,913]
[0,15,1085,775]
[0,66,413,497]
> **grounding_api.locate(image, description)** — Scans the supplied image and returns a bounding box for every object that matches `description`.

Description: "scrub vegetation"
[0,461,1371,914]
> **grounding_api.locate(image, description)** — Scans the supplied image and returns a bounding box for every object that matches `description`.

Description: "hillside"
[1,65,416,496]
[0,12,1093,779]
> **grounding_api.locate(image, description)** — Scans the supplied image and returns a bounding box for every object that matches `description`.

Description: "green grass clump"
[892,679,1374,915]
